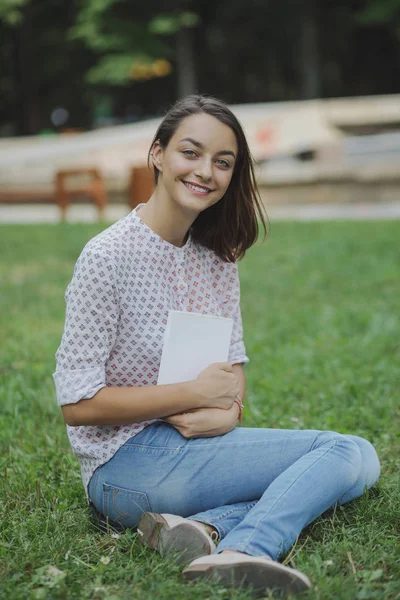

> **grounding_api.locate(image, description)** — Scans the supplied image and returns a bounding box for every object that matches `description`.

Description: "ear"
[151,140,164,174]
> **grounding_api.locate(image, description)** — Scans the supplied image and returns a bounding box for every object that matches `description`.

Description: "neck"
[138,189,197,248]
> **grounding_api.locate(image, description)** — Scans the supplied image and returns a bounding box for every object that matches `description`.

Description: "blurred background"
[1,0,400,221]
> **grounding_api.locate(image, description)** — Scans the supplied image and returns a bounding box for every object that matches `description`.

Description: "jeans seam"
[217,523,226,538]
[121,443,182,452]
[211,503,256,524]
[88,467,100,503]
[240,438,338,554]
[188,503,256,540]
[194,519,226,539]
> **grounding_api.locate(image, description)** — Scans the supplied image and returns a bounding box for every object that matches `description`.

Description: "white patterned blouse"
[53,204,249,493]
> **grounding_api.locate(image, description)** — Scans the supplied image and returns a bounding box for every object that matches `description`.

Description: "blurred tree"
[149,10,200,96]
[0,0,96,135]
[0,0,28,25]
[0,0,32,133]
[70,1,200,96]
[358,0,400,25]
[197,0,316,102]
[296,0,321,98]
[1,0,400,135]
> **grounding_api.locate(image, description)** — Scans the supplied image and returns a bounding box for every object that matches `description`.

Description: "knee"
[345,435,381,489]
[314,431,363,486]
[337,435,380,505]
[314,430,362,462]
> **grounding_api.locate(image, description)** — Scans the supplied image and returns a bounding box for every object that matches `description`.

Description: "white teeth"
[184,181,210,193]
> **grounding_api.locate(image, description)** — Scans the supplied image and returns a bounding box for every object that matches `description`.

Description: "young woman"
[54,95,380,596]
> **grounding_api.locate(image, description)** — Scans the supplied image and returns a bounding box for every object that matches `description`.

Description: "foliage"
[85,54,172,85]
[69,1,200,86]
[0,0,29,26]
[149,11,200,35]
[357,0,400,40]
[0,220,399,599]
[69,0,167,85]
[358,0,400,24]
[70,2,162,54]
[3,0,400,134]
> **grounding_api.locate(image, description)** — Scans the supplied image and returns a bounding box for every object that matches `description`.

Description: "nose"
[194,158,213,182]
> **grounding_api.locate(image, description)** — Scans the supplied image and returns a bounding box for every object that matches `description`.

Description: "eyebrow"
[179,137,236,159]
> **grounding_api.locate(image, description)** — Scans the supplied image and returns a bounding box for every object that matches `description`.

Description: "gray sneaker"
[137,512,217,565]
[183,553,311,596]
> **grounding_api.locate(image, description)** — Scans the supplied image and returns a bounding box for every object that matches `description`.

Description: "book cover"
[157,310,234,385]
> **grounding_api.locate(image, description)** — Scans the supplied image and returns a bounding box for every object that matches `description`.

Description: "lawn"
[0,220,399,600]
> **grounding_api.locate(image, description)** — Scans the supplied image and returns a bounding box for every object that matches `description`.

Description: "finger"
[177,425,191,438]
[164,415,182,425]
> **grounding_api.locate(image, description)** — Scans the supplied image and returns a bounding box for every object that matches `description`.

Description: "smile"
[182,181,213,195]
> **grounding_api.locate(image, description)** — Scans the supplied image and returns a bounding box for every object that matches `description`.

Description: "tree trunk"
[299,4,320,99]
[176,26,196,97]
[13,6,41,135]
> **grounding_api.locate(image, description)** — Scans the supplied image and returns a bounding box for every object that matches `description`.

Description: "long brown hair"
[148,94,268,262]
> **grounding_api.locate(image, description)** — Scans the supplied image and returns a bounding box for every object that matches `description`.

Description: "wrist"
[184,379,209,409]
[231,401,240,419]
[233,396,244,423]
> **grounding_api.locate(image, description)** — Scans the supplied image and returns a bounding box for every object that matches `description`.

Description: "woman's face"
[152,113,238,215]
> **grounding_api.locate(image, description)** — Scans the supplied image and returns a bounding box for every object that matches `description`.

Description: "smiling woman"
[143,113,238,238]
[145,95,265,261]
[54,94,380,597]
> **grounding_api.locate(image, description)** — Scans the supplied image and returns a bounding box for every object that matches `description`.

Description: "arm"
[62,362,237,427]
[164,262,248,439]
[55,248,238,427]
[164,363,246,438]
[62,380,203,427]
[232,362,246,401]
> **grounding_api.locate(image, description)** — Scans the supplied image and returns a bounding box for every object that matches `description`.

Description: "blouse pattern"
[53,205,249,493]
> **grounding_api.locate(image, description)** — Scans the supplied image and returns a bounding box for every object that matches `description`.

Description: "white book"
[157,310,234,385]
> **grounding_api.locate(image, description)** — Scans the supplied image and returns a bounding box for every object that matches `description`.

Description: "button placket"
[174,252,189,310]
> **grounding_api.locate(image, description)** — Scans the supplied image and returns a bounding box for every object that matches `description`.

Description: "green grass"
[0,220,399,600]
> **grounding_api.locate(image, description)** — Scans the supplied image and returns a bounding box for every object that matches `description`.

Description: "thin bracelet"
[234,395,244,423]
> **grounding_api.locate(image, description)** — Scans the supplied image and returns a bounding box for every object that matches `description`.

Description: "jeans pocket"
[103,482,151,529]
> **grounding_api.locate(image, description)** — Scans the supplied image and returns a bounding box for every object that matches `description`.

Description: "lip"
[182,180,214,195]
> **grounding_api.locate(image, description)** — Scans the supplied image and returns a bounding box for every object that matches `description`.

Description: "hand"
[164,403,240,439]
[192,362,239,410]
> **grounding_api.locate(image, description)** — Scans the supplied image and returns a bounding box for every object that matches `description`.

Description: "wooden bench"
[0,165,152,220]
[128,166,154,209]
[0,168,108,221]
[0,189,55,203]
[55,168,108,220]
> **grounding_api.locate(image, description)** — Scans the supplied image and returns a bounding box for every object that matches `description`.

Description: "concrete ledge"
[259,180,400,205]
[1,202,399,224]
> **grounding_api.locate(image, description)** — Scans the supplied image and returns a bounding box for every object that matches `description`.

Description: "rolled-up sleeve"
[220,262,249,365]
[53,247,119,406]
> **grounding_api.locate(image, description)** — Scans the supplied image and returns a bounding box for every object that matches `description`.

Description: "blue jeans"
[88,422,380,560]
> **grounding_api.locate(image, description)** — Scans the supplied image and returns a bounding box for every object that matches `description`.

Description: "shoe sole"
[183,559,311,596]
[137,512,213,565]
